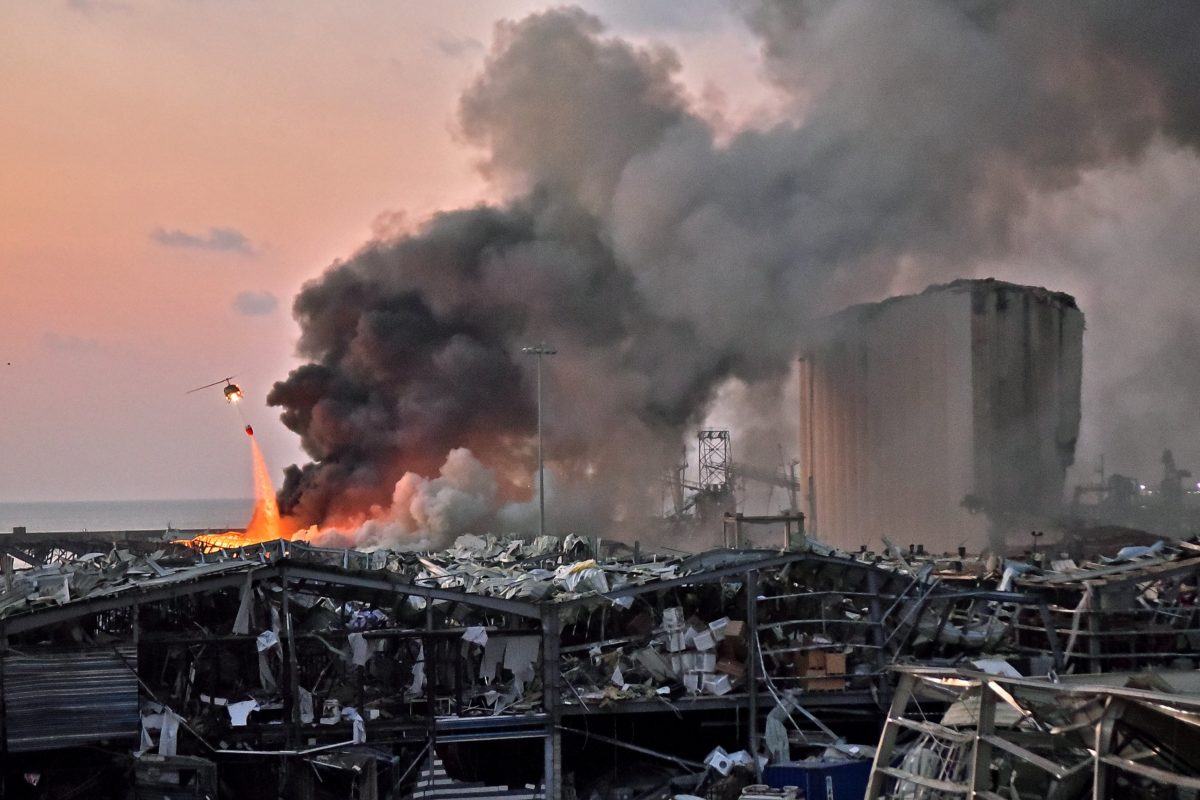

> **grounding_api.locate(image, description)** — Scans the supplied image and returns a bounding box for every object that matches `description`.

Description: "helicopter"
[187,377,254,435]
[187,376,244,403]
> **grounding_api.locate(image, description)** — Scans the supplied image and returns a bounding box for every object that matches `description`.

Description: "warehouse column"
[745,569,760,779]
[542,604,562,800]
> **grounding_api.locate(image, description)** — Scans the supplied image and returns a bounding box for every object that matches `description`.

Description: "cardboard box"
[662,607,685,630]
[682,627,697,649]
[700,652,717,672]
[718,640,747,662]
[722,620,746,642]
[801,675,846,691]
[793,649,846,676]
[794,648,847,690]
[715,657,745,678]
[708,616,730,641]
[693,630,717,652]
[793,649,826,676]
[703,674,733,696]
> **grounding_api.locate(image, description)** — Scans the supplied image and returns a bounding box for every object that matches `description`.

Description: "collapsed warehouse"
[0,527,1051,799]
[5,524,1199,799]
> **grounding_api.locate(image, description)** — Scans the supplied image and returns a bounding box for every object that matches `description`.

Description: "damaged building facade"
[3,521,1200,798]
[799,279,1084,555]
[1,527,1069,800]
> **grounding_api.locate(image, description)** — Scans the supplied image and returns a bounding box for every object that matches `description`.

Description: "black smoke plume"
[270,3,1200,541]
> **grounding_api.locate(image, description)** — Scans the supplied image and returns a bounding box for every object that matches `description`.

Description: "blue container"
[761,759,872,800]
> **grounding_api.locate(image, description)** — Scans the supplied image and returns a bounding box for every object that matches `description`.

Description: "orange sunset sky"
[4,2,1200,504]
[0,1,761,501]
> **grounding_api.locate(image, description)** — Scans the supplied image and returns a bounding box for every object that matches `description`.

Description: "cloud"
[434,34,485,60]
[66,0,132,15]
[232,290,279,317]
[150,226,256,256]
[42,331,102,353]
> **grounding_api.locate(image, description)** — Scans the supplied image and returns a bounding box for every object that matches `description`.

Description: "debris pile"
[866,665,1200,798]
[3,528,1199,799]
[1008,538,1200,673]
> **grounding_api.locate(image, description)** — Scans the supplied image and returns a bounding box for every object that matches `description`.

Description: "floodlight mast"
[521,343,556,539]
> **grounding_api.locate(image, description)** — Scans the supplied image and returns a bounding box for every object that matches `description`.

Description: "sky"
[2,1,1198,507]
[0,1,762,501]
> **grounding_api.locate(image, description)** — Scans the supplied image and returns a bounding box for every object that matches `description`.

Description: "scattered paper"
[227,699,259,727]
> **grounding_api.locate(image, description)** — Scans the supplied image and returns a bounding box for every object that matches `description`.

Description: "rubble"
[866,665,1200,798]
[1,529,1197,798]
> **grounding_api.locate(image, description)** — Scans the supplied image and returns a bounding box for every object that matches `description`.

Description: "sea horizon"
[0,497,256,533]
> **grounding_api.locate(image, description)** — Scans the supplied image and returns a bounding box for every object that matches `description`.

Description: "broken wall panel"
[3,646,139,752]
[867,667,1200,800]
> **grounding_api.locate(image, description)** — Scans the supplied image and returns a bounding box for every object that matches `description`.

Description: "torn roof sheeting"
[873,666,1200,799]
[1014,538,1200,590]
[0,549,268,634]
[0,532,1026,635]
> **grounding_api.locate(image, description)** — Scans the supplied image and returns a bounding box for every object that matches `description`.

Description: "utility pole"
[521,342,556,538]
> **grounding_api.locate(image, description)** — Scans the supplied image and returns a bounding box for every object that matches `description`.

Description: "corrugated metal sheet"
[413,758,541,800]
[3,646,139,752]
[805,287,982,553]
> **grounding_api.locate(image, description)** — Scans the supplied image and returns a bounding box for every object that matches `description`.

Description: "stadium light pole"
[521,342,556,538]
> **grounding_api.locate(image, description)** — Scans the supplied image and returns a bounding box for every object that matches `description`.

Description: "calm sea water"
[0,498,255,533]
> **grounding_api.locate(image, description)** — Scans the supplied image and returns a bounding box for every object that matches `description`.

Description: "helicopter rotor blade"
[186,376,237,394]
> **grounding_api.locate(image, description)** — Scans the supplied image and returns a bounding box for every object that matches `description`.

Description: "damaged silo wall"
[801,279,1083,554]
[969,282,1084,539]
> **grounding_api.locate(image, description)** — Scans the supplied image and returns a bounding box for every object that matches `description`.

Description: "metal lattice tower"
[698,430,732,492]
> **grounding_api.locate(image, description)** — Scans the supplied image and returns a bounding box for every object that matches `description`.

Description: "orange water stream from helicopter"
[189,431,288,551]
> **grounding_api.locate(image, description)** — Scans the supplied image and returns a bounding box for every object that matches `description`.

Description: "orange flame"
[191,431,289,551]
[243,434,282,542]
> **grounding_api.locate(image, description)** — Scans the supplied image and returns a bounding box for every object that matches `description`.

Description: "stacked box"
[702,674,732,695]
[793,649,847,691]
[668,613,753,694]
[662,607,685,630]
[716,658,745,678]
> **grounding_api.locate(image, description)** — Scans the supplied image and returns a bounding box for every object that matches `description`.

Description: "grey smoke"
[977,146,1200,483]
[271,2,1200,538]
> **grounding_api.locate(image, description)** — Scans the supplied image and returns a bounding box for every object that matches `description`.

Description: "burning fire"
[190,432,289,551]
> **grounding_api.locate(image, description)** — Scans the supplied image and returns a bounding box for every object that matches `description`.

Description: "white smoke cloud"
[303,448,496,550]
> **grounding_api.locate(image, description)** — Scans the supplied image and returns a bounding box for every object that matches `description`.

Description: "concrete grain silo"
[798,279,1083,554]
